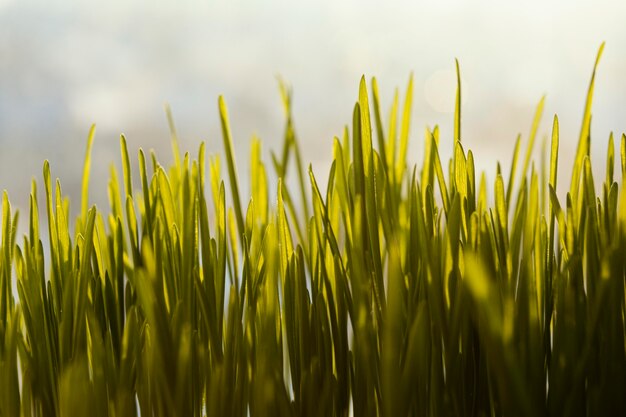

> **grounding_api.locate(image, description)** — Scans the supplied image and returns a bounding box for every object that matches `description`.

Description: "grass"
[1,43,625,416]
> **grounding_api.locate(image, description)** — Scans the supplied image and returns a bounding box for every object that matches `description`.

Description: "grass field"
[0,43,625,416]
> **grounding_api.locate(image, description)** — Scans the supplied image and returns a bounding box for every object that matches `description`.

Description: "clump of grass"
[1,43,625,417]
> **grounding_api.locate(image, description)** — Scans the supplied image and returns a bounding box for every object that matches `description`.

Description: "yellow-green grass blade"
[466,149,476,213]
[396,73,413,184]
[157,167,176,236]
[454,141,468,238]
[276,78,311,224]
[227,209,240,288]
[80,124,96,232]
[619,133,626,182]
[358,78,385,306]
[216,182,227,297]
[72,206,96,358]
[218,96,245,244]
[454,59,461,144]
[358,77,374,178]
[250,137,268,226]
[277,179,294,283]
[55,180,70,271]
[520,96,546,182]
[387,88,399,183]
[371,77,388,176]
[606,132,615,186]
[332,137,353,243]
[583,157,599,236]
[549,115,560,192]
[454,141,467,200]
[494,173,509,275]
[197,164,222,352]
[107,164,124,226]
[570,42,605,206]
[1,192,15,322]
[120,134,133,199]
[290,131,311,228]
[547,116,560,279]
[308,165,343,267]
[139,148,154,237]
[269,159,307,258]
[209,156,221,213]
[431,133,450,216]
[43,161,61,287]
[494,174,507,234]
[421,127,434,198]
[540,137,547,216]
[505,134,521,211]
[165,103,182,174]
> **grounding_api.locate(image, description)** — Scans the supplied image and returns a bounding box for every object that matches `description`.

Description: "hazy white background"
[1,0,625,215]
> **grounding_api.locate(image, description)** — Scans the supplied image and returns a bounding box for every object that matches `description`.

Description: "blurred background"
[1,0,625,218]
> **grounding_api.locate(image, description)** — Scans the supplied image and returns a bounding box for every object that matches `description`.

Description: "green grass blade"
[570,42,605,205]
[387,88,399,183]
[549,116,560,191]
[139,148,154,236]
[396,74,413,184]
[120,134,133,199]
[165,103,182,173]
[454,59,461,143]
[606,132,615,185]
[431,133,450,216]
[218,96,245,244]
[505,134,521,211]
[80,124,96,229]
[520,96,546,181]
[619,133,626,182]
[371,77,388,175]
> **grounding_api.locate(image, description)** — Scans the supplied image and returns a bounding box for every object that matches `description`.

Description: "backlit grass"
[1,43,625,416]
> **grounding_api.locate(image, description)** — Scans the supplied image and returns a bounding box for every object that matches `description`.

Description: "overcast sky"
[1,0,625,216]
